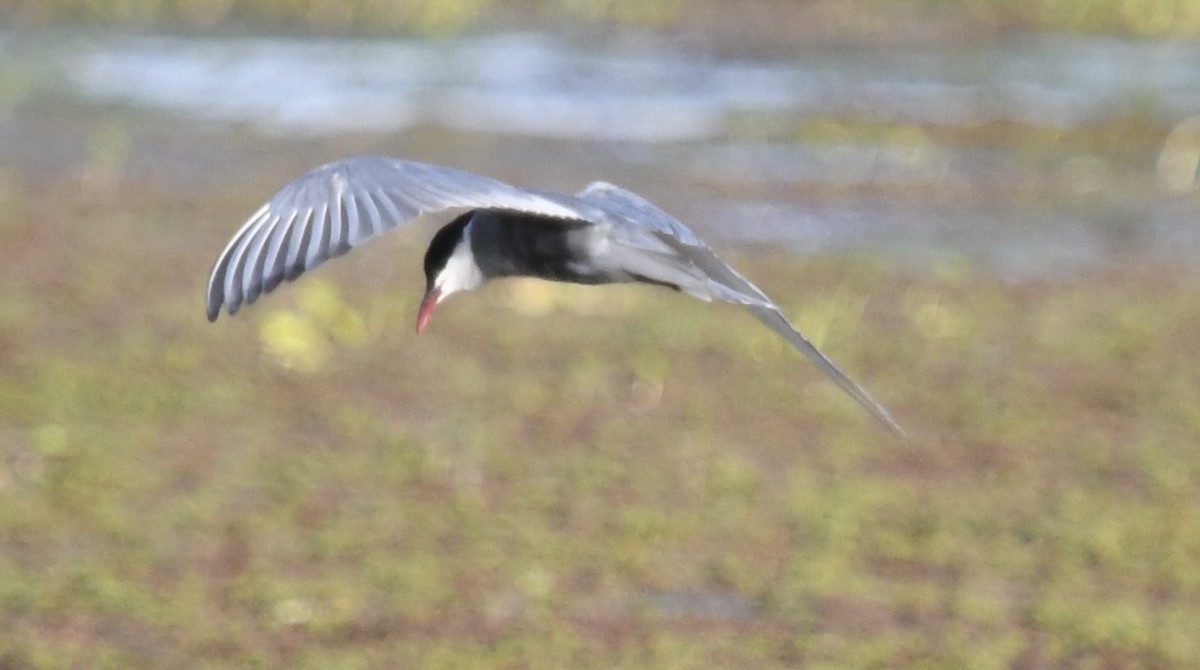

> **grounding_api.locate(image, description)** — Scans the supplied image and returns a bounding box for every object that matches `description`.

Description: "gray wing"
[206,155,598,321]
[577,181,905,439]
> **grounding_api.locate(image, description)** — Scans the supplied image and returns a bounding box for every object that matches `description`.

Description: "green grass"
[7,0,1200,38]
[1,172,1199,668]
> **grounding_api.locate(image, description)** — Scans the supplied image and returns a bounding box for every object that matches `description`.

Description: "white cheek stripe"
[435,232,485,301]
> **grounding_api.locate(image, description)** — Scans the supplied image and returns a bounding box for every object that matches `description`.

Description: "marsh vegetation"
[1,1,1199,666]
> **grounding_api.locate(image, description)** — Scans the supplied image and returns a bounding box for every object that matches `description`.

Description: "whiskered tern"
[206,156,904,437]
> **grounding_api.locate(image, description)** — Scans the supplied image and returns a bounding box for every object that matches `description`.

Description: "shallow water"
[2,28,1198,277]
[47,32,1200,138]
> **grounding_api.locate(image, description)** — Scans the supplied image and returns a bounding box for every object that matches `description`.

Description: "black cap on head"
[423,212,474,287]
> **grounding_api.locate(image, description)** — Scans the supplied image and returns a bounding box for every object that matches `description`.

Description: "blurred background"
[2,0,1200,667]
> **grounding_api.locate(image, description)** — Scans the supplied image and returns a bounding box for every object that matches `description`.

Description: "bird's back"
[467,211,613,285]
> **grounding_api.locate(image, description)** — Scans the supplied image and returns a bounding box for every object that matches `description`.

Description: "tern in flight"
[206,156,904,437]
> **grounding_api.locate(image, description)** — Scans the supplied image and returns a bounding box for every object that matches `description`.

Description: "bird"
[206,155,904,437]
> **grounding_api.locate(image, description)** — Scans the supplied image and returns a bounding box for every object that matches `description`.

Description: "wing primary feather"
[328,189,349,253]
[222,207,272,317]
[340,191,361,248]
[334,192,356,256]
[262,206,309,294]
[262,221,295,295]
[304,192,331,271]
[207,203,271,319]
[238,212,278,300]
[374,190,408,223]
[243,211,292,305]
[749,304,906,439]
[260,209,294,285]
[356,191,384,241]
[284,202,320,278]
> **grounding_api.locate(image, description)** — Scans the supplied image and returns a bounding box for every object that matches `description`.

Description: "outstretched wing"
[577,181,905,439]
[206,155,597,321]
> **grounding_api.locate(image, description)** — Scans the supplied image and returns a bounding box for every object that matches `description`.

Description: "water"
[49,33,1200,138]
[2,29,1198,277]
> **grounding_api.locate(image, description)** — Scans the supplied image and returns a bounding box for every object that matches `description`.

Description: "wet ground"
[3,23,1200,668]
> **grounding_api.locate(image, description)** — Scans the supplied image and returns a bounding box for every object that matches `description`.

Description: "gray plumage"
[206,155,904,438]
